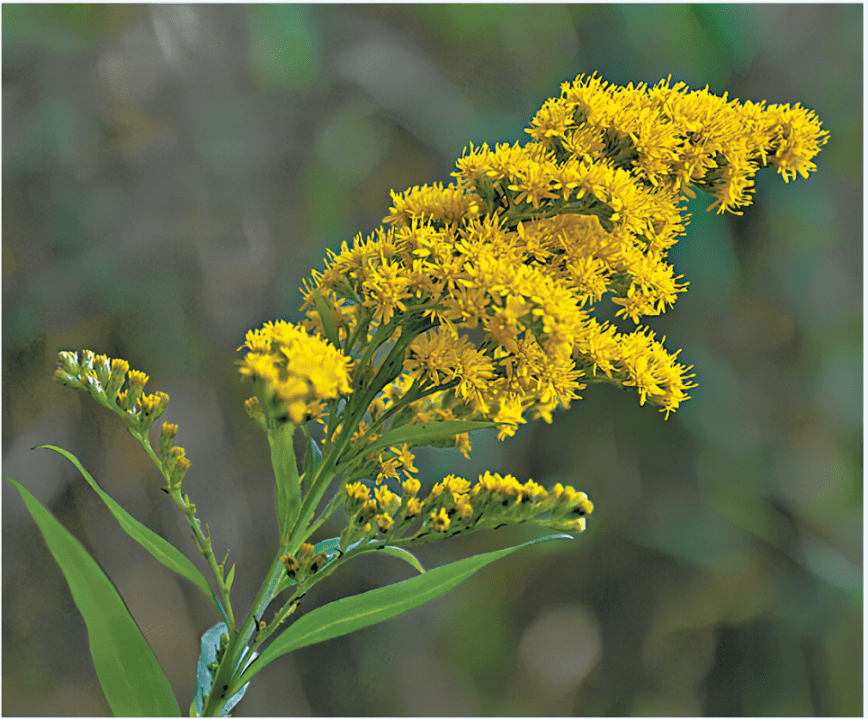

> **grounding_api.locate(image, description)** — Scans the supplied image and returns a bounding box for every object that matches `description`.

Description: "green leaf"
[35,444,228,624]
[7,476,181,717]
[342,540,425,575]
[347,420,498,462]
[194,622,256,717]
[313,536,341,559]
[311,289,341,349]
[302,432,323,483]
[280,538,424,588]
[238,534,571,686]
[269,424,301,547]
[377,545,425,574]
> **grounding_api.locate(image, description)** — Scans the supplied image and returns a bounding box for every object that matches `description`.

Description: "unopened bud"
[122,370,149,411]
[104,358,129,402]
[165,446,190,489]
[136,391,170,432]
[57,351,81,375]
[280,552,300,578]
[93,354,111,385]
[79,350,96,376]
[159,422,179,459]
[244,396,267,431]
[53,366,82,389]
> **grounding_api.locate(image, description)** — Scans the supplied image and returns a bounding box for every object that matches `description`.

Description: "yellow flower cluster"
[230,73,824,556]
[338,471,594,555]
[300,72,823,438]
[523,73,829,213]
[237,320,354,425]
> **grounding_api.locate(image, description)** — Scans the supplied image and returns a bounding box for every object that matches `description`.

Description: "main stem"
[201,554,286,716]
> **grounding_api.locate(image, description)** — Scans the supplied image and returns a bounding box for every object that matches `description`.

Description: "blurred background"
[2,4,861,716]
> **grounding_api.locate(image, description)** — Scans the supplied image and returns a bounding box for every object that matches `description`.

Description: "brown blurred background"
[2,4,861,716]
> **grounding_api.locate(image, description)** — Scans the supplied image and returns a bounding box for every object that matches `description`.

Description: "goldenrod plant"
[9,74,827,717]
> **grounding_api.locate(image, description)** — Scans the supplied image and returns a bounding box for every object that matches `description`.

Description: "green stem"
[250,586,305,649]
[131,429,236,633]
[289,315,435,548]
[242,535,379,669]
[201,554,286,717]
[286,462,338,553]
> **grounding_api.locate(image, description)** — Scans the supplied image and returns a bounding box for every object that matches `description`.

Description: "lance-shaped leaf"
[269,424,301,548]
[317,537,425,575]
[8,476,181,717]
[342,420,498,466]
[36,444,228,624]
[372,545,425,574]
[311,289,341,349]
[237,534,571,687]
[279,538,425,591]
[301,432,323,485]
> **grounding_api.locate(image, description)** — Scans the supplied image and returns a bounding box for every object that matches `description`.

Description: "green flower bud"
[135,391,170,433]
[104,358,129,403]
[79,350,96,376]
[93,354,112,385]
[122,370,149,411]
[244,396,267,431]
[159,422,179,460]
[165,446,190,490]
[57,350,81,375]
[53,366,82,389]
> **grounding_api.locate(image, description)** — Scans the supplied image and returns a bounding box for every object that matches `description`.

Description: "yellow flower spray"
[15,74,826,717]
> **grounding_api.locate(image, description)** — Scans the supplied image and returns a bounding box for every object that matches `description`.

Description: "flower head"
[238,320,354,425]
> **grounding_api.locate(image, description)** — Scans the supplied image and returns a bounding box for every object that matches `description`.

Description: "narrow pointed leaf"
[281,539,424,589]
[343,540,425,574]
[195,624,225,717]
[311,289,341,349]
[377,545,425,574]
[314,536,341,557]
[8,476,181,717]
[240,534,571,685]
[321,537,425,574]
[36,444,228,623]
[269,424,301,546]
[349,420,498,462]
[302,433,323,483]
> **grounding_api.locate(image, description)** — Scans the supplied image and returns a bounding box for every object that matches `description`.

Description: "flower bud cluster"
[340,472,594,551]
[54,350,169,434]
[279,542,329,583]
[159,422,190,490]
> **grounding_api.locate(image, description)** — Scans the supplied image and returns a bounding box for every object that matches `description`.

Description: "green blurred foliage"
[3,4,861,717]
